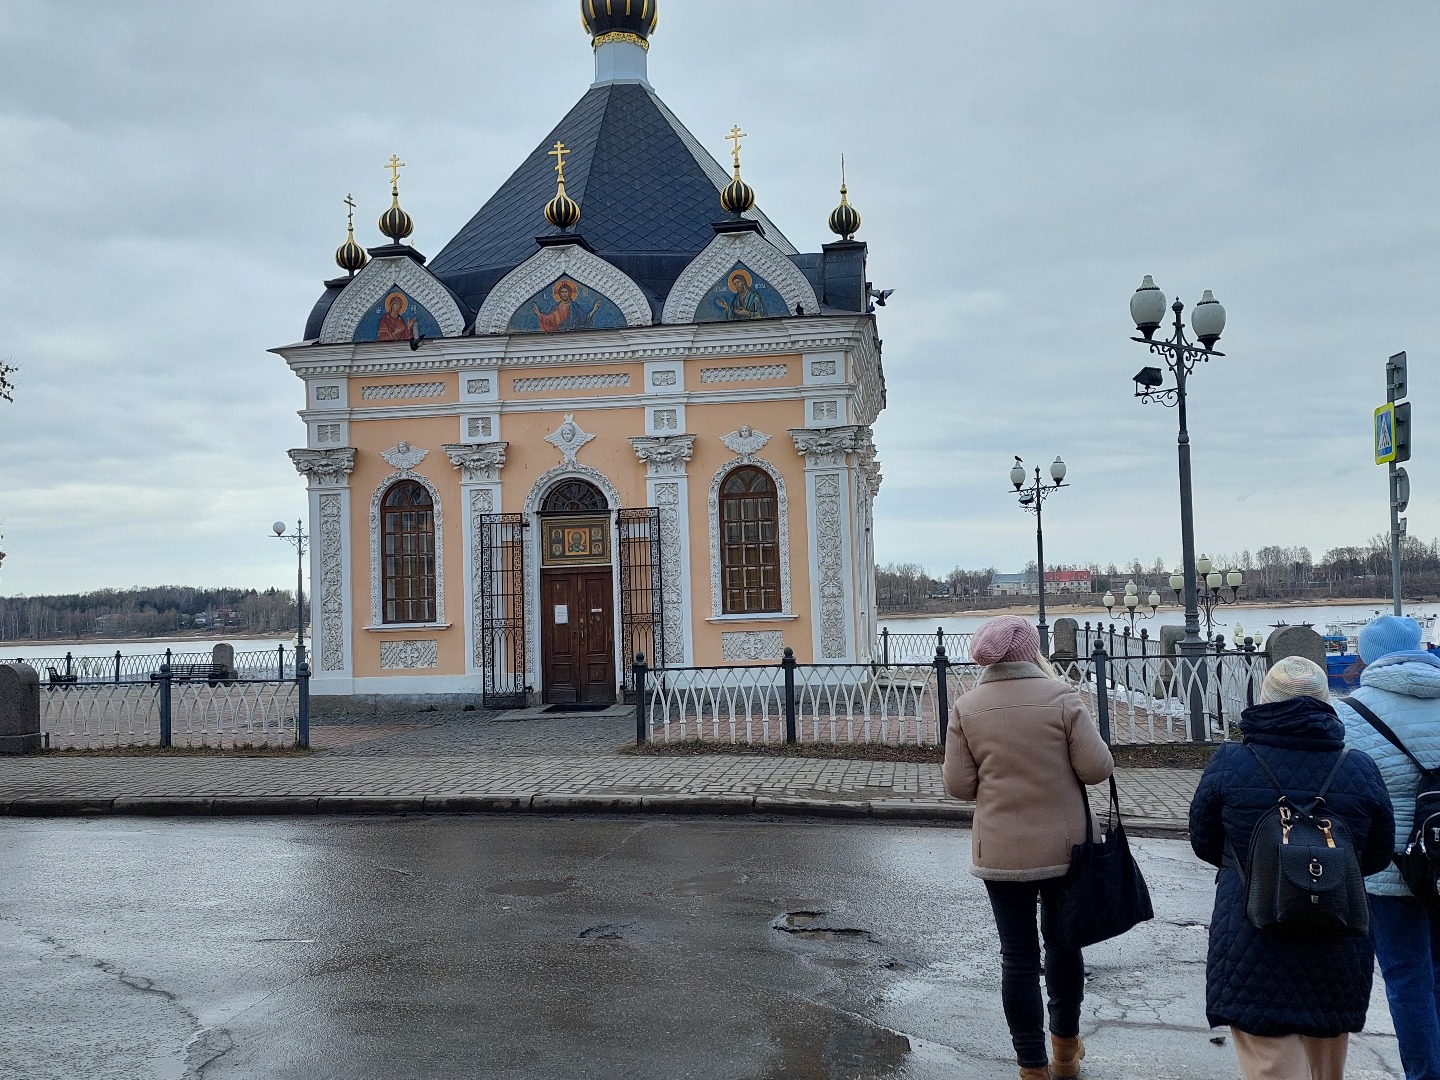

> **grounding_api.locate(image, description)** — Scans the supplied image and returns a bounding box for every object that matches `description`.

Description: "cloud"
[2,0,1439,596]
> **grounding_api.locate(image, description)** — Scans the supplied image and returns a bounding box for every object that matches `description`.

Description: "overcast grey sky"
[2,1,1438,596]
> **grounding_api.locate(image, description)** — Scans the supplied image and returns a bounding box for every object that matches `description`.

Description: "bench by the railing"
[151,663,231,686]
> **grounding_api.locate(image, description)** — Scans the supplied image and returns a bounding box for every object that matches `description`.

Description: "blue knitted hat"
[1359,615,1423,664]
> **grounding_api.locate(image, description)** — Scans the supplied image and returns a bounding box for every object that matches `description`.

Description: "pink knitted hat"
[971,616,1043,666]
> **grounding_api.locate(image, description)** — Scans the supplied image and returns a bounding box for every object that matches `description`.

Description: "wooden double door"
[541,570,616,705]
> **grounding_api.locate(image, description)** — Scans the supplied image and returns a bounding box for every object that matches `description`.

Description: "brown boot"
[1018,1069,1052,1080]
[1049,1034,1085,1078]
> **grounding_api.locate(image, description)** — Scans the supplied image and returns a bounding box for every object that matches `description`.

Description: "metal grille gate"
[479,513,528,709]
[617,508,664,694]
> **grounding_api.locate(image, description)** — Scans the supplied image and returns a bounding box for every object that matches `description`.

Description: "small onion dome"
[379,193,414,244]
[335,232,369,275]
[545,185,582,231]
[582,0,658,48]
[828,183,861,240]
[720,174,755,216]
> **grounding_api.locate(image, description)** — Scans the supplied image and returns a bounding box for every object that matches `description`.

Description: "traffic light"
[1395,401,1412,464]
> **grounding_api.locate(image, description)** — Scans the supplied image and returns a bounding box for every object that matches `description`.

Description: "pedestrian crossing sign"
[1376,403,1397,464]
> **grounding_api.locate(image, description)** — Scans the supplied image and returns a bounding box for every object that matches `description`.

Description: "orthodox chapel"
[277,1,887,706]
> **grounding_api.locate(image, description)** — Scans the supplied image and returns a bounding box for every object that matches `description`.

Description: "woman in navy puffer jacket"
[1335,614,1440,1080]
[1190,656,1394,1080]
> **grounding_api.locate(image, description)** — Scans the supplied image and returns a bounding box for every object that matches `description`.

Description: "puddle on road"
[765,1001,911,1079]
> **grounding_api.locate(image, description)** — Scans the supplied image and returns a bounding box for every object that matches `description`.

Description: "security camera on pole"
[1375,352,1412,616]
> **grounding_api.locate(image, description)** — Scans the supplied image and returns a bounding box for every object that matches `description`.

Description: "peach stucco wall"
[344,350,824,681]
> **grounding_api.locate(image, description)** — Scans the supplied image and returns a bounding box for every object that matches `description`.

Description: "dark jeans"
[984,878,1086,1069]
[1372,894,1440,1080]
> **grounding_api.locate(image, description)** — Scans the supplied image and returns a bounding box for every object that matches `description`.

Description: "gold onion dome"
[544,140,582,231]
[335,194,370,275]
[720,124,756,216]
[378,155,414,243]
[581,0,659,49]
[546,187,582,231]
[828,159,861,240]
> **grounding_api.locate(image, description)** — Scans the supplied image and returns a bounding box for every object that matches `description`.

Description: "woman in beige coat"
[945,616,1114,1080]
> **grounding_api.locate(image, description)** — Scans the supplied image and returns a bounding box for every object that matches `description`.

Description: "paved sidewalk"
[1,707,1199,833]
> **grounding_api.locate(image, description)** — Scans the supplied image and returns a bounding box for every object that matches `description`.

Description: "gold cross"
[385,155,406,188]
[548,141,571,182]
[727,125,747,170]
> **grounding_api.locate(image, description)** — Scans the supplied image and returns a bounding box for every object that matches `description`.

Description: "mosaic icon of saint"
[376,292,418,342]
[715,267,766,320]
[533,278,602,333]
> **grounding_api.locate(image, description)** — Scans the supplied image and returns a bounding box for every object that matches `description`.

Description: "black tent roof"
[428,81,796,315]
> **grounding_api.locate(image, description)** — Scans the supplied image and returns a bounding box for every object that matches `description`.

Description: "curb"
[0,793,1190,836]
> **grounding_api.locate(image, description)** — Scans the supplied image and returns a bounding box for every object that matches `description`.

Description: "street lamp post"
[1009,456,1070,657]
[272,520,309,653]
[1129,276,1227,741]
[1169,554,1245,639]
[1103,579,1163,633]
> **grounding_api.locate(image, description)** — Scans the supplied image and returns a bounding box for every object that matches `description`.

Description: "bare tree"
[0,360,14,403]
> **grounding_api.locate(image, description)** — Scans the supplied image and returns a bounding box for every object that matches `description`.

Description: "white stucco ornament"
[381,441,430,472]
[545,414,596,465]
[720,426,771,458]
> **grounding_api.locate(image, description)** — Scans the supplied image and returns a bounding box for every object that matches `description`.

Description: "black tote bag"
[1054,776,1154,951]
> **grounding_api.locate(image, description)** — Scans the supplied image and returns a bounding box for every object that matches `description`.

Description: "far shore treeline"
[0,586,298,643]
[880,534,1440,615]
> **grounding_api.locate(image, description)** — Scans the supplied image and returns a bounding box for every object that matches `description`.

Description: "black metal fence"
[34,647,311,750]
[633,639,1268,748]
[12,644,306,687]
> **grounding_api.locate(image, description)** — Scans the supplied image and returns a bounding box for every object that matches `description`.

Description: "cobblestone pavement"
[0,705,1199,830]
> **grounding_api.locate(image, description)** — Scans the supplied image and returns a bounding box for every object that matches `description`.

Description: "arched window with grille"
[382,480,437,624]
[719,466,782,615]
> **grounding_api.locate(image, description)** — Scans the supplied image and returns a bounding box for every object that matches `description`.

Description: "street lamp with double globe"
[1169,554,1245,639]
[272,520,309,659]
[1104,580,1163,633]
[1009,455,1070,657]
[1129,276,1228,739]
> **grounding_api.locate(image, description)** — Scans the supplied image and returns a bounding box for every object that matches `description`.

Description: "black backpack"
[1239,745,1370,937]
[1342,696,1440,906]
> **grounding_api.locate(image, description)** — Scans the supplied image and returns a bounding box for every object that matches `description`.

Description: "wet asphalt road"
[0,816,1402,1080]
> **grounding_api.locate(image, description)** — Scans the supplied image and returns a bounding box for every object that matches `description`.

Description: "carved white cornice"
[546,414,595,465]
[790,426,868,469]
[444,442,509,483]
[630,434,696,478]
[663,230,821,324]
[318,256,466,344]
[289,447,356,488]
[381,441,429,471]
[278,318,878,377]
[720,426,771,458]
[474,244,653,335]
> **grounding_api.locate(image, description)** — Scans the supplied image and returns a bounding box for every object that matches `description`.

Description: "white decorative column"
[630,435,697,667]
[855,432,883,664]
[288,448,357,689]
[444,442,508,675]
[791,427,867,662]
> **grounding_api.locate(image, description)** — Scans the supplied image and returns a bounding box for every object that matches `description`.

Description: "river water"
[880,602,1438,643]
[0,638,306,666]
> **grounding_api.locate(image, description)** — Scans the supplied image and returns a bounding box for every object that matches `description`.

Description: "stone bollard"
[0,663,42,755]
[1266,625,1326,670]
[212,643,237,681]
[1152,624,1188,698]
[1051,618,1078,660]
[1051,618,1082,682]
